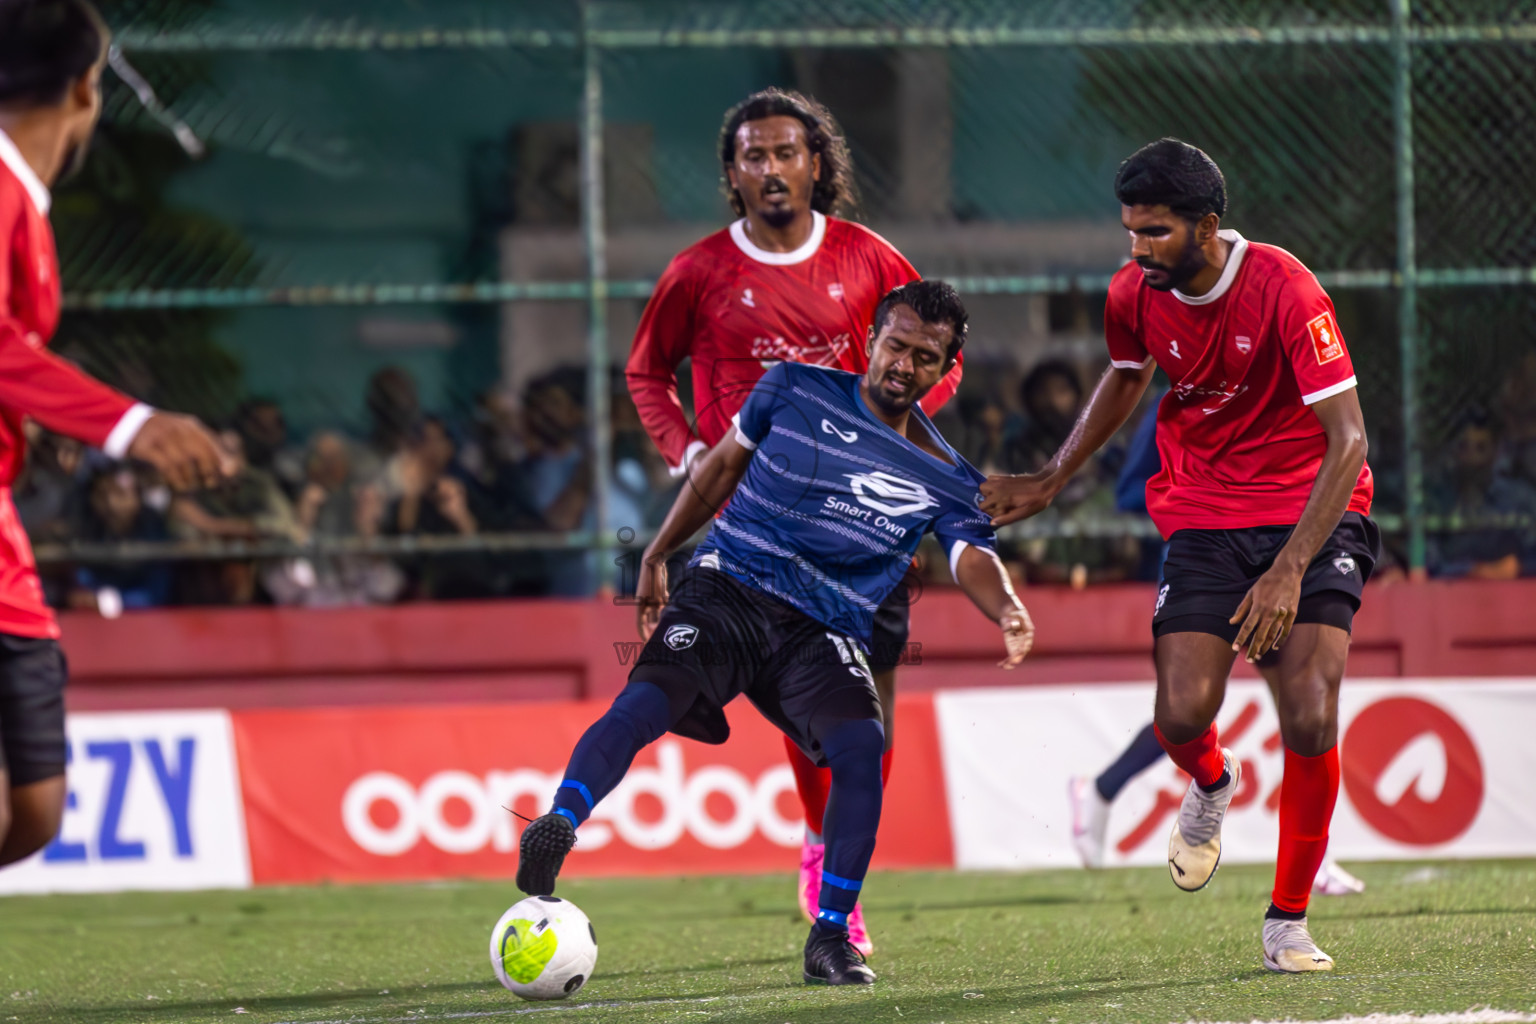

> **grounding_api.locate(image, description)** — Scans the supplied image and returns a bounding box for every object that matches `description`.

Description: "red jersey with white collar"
[1105,230,1373,537]
[626,211,961,470]
[1,130,149,638]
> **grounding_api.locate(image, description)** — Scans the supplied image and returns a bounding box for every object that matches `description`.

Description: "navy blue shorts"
[631,567,882,766]
[0,634,68,785]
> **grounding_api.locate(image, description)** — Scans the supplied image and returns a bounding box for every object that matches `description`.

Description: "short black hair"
[719,87,859,219]
[873,279,969,363]
[1114,138,1227,223]
[1020,359,1083,413]
[0,0,107,109]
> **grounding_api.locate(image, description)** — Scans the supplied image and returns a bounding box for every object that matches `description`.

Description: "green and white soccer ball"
[489,895,598,1000]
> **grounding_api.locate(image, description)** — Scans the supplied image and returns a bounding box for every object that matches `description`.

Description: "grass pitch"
[2,859,1533,1024]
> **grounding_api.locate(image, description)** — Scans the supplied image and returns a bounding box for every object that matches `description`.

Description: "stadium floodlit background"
[28,0,1535,607]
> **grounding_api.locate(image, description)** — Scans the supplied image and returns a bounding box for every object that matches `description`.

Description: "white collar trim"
[1173,229,1246,305]
[0,129,51,216]
[729,210,826,265]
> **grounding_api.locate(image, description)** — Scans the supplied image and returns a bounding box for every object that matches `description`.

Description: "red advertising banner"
[233,695,952,885]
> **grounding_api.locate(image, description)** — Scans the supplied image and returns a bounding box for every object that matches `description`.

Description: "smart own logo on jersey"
[844,471,940,518]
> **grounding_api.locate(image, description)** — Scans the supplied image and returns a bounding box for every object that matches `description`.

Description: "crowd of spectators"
[14,353,1536,612]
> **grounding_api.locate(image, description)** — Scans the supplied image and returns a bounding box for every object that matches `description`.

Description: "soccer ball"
[489,895,598,1000]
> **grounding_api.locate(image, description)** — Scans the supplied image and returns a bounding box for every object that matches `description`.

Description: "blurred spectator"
[1008,359,1139,586]
[521,367,645,596]
[170,428,304,605]
[266,431,405,607]
[386,416,500,599]
[235,397,306,499]
[1014,360,1085,474]
[360,366,423,499]
[1114,387,1170,583]
[1427,409,1536,580]
[69,465,172,613]
[14,425,86,544]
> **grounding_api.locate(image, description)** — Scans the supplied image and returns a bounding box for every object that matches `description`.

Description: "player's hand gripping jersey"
[626,211,962,471]
[1105,230,1374,536]
[0,132,148,638]
[696,362,993,643]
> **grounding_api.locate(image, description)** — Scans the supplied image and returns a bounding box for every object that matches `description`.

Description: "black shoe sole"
[803,970,876,986]
[516,816,575,896]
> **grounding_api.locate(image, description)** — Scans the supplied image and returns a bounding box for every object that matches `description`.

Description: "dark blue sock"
[550,681,673,827]
[816,718,885,933]
[1095,722,1165,802]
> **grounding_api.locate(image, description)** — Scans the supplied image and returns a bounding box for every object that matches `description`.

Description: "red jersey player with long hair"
[0,0,229,872]
[624,89,962,955]
[982,138,1379,973]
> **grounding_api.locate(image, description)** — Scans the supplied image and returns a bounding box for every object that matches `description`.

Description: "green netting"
[30,0,1536,582]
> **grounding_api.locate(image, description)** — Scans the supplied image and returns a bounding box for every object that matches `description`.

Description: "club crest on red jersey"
[1307,312,1344,365]
[827,282,844,300]
[1235,335,1252,354]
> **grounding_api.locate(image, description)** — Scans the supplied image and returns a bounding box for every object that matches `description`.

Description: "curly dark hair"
[873,279,969,363]
[718,87,859,220]
[0,0,107,108]
[1114,137,1228,223]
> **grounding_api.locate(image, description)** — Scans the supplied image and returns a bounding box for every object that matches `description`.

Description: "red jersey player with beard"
[982,139,1378,973]
[0,0,229,873]
[624,89,962,956]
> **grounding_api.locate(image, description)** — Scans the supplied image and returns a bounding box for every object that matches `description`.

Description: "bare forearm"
[1275,430,1367,575]
[1045,364,1154,485]
[645,441,749,561]
[956,544,1024,621]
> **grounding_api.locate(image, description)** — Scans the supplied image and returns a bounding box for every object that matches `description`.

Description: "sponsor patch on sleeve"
[1307,311,1345,365]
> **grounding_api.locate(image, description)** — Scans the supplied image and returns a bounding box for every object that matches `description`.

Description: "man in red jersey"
[0,0,229,870]
[625,88,961,955]
[982,139,1378,973]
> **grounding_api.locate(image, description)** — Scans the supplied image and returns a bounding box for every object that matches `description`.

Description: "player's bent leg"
[1154,630,1240,892]
[517,680,681,895]
[803,715,883,986]
[0,773,65,867]
[1256,619,1351,971]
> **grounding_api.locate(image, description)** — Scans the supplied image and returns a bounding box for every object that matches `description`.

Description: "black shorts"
[1153,512,1382,643]
[631,567,882,766]
[867,574,912,675]
[0,633,69,785]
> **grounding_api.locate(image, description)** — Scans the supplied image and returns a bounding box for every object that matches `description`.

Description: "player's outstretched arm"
[953,543,1035,668]
[635,433,754,639]
[126,412,234,493]
[1230,387,1368,661]
[979,362,1155,526]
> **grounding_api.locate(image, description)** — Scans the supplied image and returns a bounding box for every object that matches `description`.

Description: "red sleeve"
[625,252,703,469]
[0,193,140,451]
[1104,268,1151,369]
[1275,270,1357,406]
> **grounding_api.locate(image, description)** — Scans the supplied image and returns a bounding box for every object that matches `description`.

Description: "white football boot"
[1068,776,1110,868]
[1313,860,1366,896]
[1262,915,1335,972]
[1167,749,1240,892]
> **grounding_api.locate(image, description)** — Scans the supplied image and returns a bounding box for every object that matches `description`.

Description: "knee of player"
[609,680,678,743]
[820,717,886,767]
[0,800,11,848]
[1279,701,1337,756]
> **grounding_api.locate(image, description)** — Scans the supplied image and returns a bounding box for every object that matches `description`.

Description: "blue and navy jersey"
[695,362,995,643]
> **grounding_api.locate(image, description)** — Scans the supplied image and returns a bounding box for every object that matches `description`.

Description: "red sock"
[1272,745,1340,914]
[1154,722,1226,788]
[785,735,830,837]
[881,747,894,788]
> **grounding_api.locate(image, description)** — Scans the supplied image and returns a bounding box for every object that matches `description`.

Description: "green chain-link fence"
[31,0,1536,595]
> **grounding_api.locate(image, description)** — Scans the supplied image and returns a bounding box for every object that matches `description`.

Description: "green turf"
[2,860,1533,1024]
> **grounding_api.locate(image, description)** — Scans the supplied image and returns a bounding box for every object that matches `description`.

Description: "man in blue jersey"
[515,280,1034,986]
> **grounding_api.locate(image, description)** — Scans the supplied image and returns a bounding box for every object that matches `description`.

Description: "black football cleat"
[803,927,877,986]
[516,813,576,896]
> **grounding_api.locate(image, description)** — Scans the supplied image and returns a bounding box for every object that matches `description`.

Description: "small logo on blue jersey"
[1333,556,1357,576]
[845,471,940,518]
[664,625,699,650]
[821,419,859,443]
